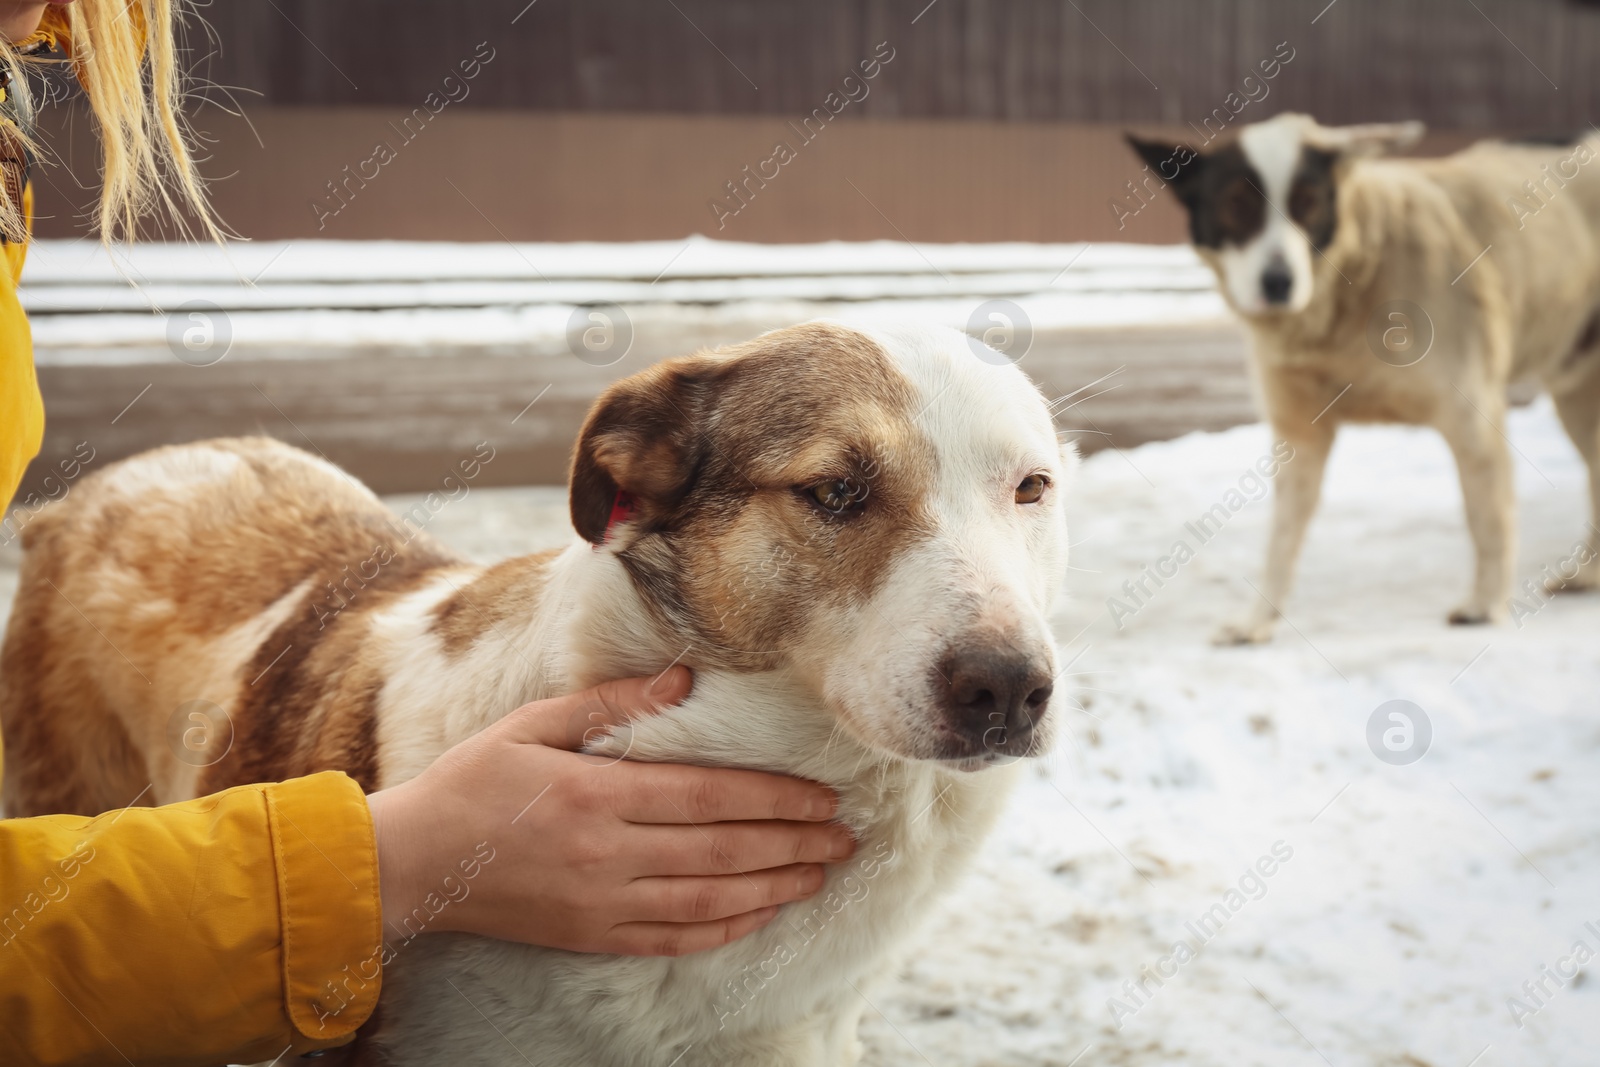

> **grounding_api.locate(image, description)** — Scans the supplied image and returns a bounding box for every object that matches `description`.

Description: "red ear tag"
[602,490,637,544]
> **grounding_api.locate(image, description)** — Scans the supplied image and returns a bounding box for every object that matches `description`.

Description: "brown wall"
[28,106,1183,244]
[28,106,1480,245]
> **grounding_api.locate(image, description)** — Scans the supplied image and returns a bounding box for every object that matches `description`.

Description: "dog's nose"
[1260,263,1293,304]
[938,646,1053,747]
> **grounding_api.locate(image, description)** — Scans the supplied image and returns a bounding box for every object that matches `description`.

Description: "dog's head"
[1127,113,1423,317]
[569,321,1071,769]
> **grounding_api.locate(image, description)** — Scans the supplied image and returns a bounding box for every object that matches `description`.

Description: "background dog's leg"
[1548,363,1600,592]
[1214,424,1335,645]
[1438,401,1517,624]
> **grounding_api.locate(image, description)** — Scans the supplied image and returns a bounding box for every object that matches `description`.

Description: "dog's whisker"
[1050,384,1124,415]
[1050,642,1095,687]
[849,740,876,780]
[1047,367,1127,411]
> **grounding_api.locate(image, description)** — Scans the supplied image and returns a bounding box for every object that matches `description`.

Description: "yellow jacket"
[0,25,383,1066]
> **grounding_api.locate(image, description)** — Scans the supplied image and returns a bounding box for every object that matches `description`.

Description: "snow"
[19,235,1209,285]
[28,291,1227,359]
[19,237,1228,354]
[391,397,1600,1067]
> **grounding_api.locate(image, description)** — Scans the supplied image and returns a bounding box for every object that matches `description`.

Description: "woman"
[0,3,850,1064]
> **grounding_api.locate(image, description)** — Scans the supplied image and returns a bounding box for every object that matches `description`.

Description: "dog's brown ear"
[569,357,719,545]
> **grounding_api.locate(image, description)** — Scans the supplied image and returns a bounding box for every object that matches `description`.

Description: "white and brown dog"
[0,321,1071,1066]
[1128,113,1600,641]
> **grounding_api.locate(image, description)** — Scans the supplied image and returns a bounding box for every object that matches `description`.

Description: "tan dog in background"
[1129,113,1600,641]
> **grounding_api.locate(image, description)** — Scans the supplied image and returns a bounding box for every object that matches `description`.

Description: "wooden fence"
[196,0,1600,131]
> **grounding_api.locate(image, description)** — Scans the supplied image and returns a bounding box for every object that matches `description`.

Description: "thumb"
[494,666,694,750]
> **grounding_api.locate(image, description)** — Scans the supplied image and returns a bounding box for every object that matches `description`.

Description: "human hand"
[366,667,854,956]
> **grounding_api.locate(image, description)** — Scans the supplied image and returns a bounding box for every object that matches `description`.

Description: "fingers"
[630,864,825,926]
[494,666,694,749]
[586,666,696,730]
[615,762,838,824]
[604,906,784,957]
[626,822,856,877]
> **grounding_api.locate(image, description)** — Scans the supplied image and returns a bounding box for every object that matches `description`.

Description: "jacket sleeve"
[0,771,384,1066]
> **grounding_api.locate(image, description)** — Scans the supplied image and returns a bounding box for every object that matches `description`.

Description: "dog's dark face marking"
[1288,146,1340,250]
[1126,117,1353,316]
[1126,138,1268,249]
[1127,135,1342,253]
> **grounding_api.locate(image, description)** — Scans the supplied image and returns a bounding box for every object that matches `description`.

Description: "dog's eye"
[1290,182,1316,217]
[1217,178,1264,237]
[1015,474,1050,504]
[803,478,867,516]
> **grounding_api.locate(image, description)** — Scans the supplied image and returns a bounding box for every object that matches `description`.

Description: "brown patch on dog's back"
[200,523,456,796]
[431,548,563,656]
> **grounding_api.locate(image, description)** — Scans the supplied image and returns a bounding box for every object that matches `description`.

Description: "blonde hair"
[0,0,222,243]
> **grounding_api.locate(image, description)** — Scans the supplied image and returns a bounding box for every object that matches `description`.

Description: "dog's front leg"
[1215,424,1335,645]
[1438,400,1517,624]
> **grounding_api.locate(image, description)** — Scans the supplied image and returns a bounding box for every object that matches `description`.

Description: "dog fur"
[1128,112,1600,641]
[0,321,1072,1066]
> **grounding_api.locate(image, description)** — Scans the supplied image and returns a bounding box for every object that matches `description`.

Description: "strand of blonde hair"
[0,0,223,244]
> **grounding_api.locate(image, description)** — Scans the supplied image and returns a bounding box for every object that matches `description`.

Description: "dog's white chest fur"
[374,670,1019,1067]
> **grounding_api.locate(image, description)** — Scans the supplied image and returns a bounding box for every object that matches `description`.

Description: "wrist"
[367,786,421,936]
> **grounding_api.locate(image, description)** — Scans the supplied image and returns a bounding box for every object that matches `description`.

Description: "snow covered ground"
[19,236,1227,356]
[381,397,1600,1067]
